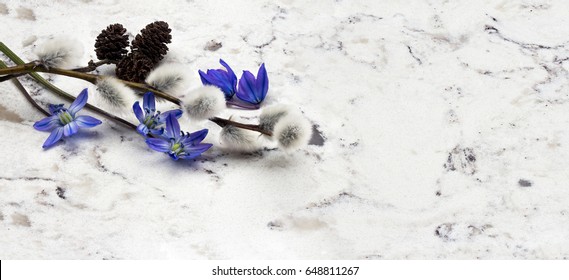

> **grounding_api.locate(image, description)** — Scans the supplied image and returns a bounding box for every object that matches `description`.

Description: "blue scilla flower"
[133,92,182,136]
[198,59,237,99]
[33,88,102,149]
[236,63,268,106]
[145,114,212,161]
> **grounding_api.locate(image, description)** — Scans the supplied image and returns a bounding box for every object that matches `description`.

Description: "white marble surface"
[1,0,569,259]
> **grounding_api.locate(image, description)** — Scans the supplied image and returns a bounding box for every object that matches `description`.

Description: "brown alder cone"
[130,21,172,64]
[94,23,129,61]
[115,52,154,83]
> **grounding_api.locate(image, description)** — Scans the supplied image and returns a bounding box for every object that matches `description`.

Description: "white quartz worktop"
[1,0,569,259]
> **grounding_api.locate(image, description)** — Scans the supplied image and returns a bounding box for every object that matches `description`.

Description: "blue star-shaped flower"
[145,114,212,160]
[33,88,102,148]
[133,92,182,136]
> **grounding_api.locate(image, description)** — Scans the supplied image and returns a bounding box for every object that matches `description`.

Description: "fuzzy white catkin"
[182,86,226,120]
[93,77,137,116]
[145,64,188,95]
[34,36,83,68]
[259,104,292,136]
[259,104,291,134]
[219,125,259,152]
[273,114,312,151]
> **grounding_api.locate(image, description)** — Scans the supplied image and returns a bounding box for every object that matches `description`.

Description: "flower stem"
[226,99,261,110]
[0,60,50,116]
[209,117,272,136]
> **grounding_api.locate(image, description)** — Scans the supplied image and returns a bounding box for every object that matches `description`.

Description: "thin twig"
[209,117,272,136]
[0,60,50,116]
[72,59,116,72]
[0,72,25,82]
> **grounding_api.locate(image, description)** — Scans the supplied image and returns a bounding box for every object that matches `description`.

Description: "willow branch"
[0,59,116,82]
[0,62,182,105]
[0,43,137,130]
[209,117,272,136]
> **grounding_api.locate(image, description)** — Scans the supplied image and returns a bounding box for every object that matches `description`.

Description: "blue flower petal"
[146,138,171,153]
[49,104,65,115]
[210,69,235,96]
[169,109,183,119]
[202,70,226,91]
[63,121,79,137]
[180,143,213,159]
[33,115,60,131]
[199,70,213,86]
[164,114,180,139]
[75,115,102,128]
[143,92,156,112]
[137,123,150,136]
[149,128,164,135]
[236,70,260,104]
[168,152,180,161]
[42,127,64,149]
[133,101,144,123]
[156,109,183,124]
[182,129,209,146]
[256,63,269,102]
[219,59,237,83]
[68,88,88,115]
[137,125,163,136]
